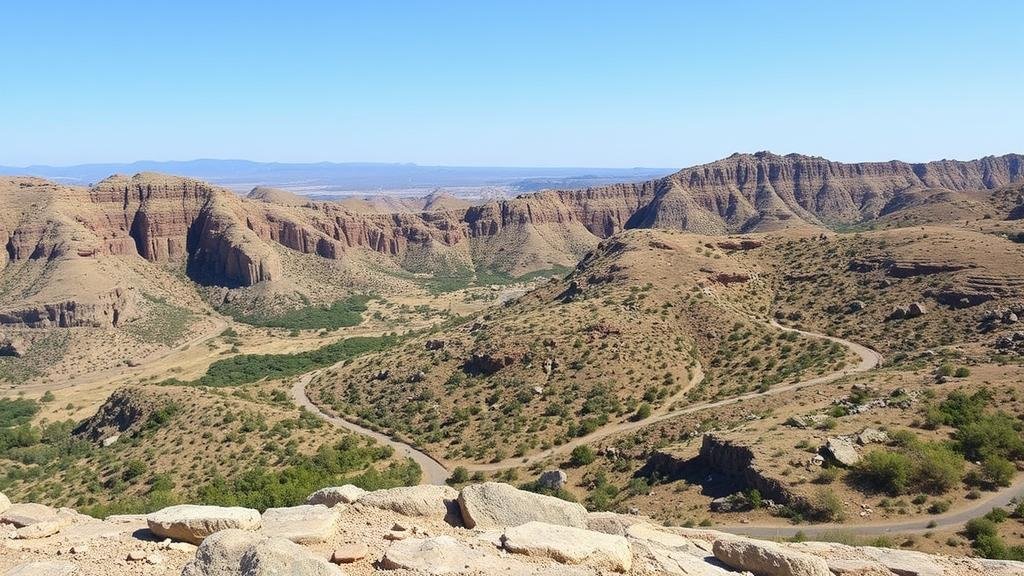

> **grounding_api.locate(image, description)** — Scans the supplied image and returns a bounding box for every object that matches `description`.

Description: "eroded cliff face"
[537,153,1024,235]
[2,152,1022,314]
[0,287,140,328]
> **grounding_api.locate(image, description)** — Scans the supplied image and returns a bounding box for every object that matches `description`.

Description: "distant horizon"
[3,148,1022,173]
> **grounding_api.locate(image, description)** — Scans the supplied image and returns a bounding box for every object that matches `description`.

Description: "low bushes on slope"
[221,295,373,330]
[163,334,399,387]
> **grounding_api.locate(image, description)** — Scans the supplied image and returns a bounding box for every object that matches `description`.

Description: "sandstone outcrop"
[260,504,341,544]
[1,486,1022,576]
[356,485,460,524]
[458,482,588,529]
[502,521,633,572]
[306,485,367,507]
[379,535,490,573]
[713,537,831,576]
[72,387,160,443]
[146,504,262,544]
[181,528,342,576]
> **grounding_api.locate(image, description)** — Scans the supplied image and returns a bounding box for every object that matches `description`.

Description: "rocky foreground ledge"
[1,483,1021,576]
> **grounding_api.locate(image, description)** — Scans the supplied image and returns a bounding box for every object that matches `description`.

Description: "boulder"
[331,543,369,564]
[823,437,860,467]
[502,521,632,572]
[183,529,342,576]
[625,523,709,556]
[710,493,752,513]
[147,504,262,544]
[586,511,647,535]
[713,537,831,576]
[239,536,343,576]
[458,482,588,529]
[856,428,889,446]
[0,492,10,514]
[537,470,568,491]
[632,540,734,576]
[358,485,461,524]
[380,535,490,574]
[907,302,927,318]
[887,306,908,320]
[182,529,260,576]
[14,519,64,539]
[857,546,946,576]
[260,504,340,543]
[306,485,367,507]
[0,503,61,527]
[3,561,79,576]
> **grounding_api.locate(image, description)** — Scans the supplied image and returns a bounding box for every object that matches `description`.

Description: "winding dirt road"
[291,317,1024,534]
[464,318,882,472]
[292,317,882,482]
[290,372,450,486]
[717,474,1024,538]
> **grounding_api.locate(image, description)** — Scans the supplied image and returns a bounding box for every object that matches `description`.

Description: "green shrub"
[632,403,652,421]
[853,450,912,495]
[805,488,844,522]
[569,445,596,467]
[194,436,420,511]
[448,466,469,485]
[853,442,963,495]
[167,335,399,387]
[956,413,1024,461]
[0,398,39,427]
[965,517,998,540]
[981,455,1016,487]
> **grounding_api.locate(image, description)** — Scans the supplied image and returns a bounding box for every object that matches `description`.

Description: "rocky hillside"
[308,229,855,465]
[546,152,1024,235]
[3,152,1021,329]
[2,481,1019,575]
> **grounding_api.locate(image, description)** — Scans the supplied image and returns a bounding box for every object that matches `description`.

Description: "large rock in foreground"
[713,537,831,576]
[306,485,367,507]
[458,482,588,529]
[260,504,340,544]
[182,529,257,576]
[0,503,61,527]
[182,528,342,576]
[147,504,262,544]
[239,536,342,576]
[502,521,632,572]
[380,536,490,574]
[357,485,461,524]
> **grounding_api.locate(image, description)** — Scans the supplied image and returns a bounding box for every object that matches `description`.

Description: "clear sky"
[2,1,1021,168]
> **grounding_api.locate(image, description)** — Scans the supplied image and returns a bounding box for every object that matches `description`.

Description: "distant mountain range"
[0,159,672,195]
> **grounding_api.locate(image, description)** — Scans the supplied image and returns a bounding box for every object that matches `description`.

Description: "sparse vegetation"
[221,295,373,330]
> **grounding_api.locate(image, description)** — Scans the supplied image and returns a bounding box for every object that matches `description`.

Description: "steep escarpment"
[545,152,1024,234]
[87,173,281,285]
[3,152,1022,330]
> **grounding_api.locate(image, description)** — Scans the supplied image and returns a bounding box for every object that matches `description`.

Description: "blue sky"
[1,1,1021,167]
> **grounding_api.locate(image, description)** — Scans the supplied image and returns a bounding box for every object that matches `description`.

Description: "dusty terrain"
[3,151,1024,569]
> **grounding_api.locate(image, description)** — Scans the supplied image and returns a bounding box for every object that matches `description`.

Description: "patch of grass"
[0,332,70,383]
[163,334,399,388]
[422,266,569,294]
[222,295,373,330]
[194,436,421,510]
[0,398,39,427]
[124,294,195,345]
